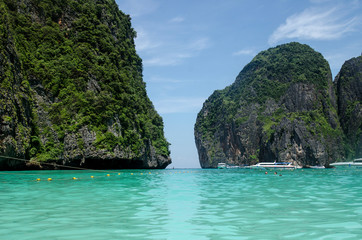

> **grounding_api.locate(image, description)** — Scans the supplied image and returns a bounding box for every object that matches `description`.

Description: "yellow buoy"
[149,172,151,174]
[73,177,77,180]
[118,173,121,175]
[91,176,94,178]
[36,178,41,181]
[131,173,133,175]
[48,178,52,181]
[107,174,110,177]
[141,173,143,175]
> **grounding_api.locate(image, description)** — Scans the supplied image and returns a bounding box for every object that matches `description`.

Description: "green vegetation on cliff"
[195,42,343,168]
[197,43,335,137]
[334,56,362,160]
[0,0,170,168]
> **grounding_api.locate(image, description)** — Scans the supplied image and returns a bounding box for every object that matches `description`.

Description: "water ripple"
[0,168,362,239]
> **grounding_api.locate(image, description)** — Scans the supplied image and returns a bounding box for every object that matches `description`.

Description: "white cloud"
[154,97,206,114]
[309,0,332,3]
[324,52,347,76]
[188,37,211,51]
[116,0,159,17]
[142,37,211,66]
[233,49,255,56]
[134,28,161,51]
[269,6,360,45]
[148,76,182,83]
[170,17,185,23]
[143,53,192,66]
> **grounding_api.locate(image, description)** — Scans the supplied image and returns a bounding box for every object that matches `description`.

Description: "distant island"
[0,0,171,170]
[195,42,361,168]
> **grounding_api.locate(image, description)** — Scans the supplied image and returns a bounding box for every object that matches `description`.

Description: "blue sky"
[115,0,362,168]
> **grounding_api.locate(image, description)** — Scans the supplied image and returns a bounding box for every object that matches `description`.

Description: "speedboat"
[226,164,241,169]
[250,161,298,169]
[217,163,244,169]
[217,163,227,169]
[330,158,362,168]
[308,165,325,169]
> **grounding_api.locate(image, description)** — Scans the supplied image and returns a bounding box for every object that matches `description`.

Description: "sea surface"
[1,168,362,239]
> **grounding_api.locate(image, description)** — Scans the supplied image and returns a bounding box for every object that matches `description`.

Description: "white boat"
[250,161,298,169]
[308,165,325,169]
[217,163,227,169]
[330,158,362,168]
[217,163,244,169]
[226,164,241,169]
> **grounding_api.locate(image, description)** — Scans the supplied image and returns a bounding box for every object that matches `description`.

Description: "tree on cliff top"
[0,0,170,168]
[195,42,343,168]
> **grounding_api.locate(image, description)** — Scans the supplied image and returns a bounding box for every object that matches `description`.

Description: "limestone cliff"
[334,56,362,160]
[0,0,171,170]
[195,42,343,168]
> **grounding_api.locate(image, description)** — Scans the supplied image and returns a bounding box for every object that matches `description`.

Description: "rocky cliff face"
[195,42,343,168]
[334,56,362,160]
[0,0,171,170]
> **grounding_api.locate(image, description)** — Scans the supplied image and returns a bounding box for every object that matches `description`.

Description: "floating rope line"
[0,155,110,173]
[0,155,209,182]
[0,155,201,181]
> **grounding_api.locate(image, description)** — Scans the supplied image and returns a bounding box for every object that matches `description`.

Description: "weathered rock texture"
[195,43,344,168]
[334,56,362,159]
[0,0,171,170]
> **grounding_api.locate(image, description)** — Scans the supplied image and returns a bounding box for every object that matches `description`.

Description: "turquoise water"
[1,168,362,239]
